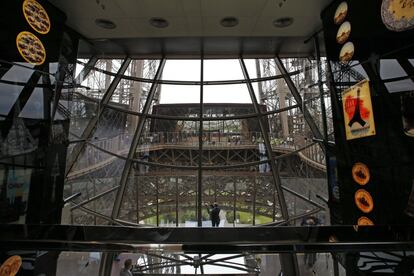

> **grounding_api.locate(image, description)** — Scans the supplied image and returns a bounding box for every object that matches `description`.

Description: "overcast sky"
[160,59,259,104]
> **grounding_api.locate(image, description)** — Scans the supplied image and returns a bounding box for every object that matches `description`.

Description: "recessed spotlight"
[95,19,116,29]
[149,17,169,28]
[220,17,239,27]
[273,17,294,28]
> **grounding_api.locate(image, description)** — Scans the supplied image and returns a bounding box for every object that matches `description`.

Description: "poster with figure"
[342,80,376,140]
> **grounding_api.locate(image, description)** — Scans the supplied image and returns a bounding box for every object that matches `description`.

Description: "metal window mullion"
[74,56,98,85]
[398,58,414,82]
[233,179,236,227]
[66,57,131,175]
[239,58,289,221]
[197,57,204,227]
[156,177,159,227]
[77,205,122,225]
[70,185,120,211]
[111,58,166,219]
[274,57,324,148]
[252,176,256,226]
[314,37,329,144]
[175,177,179,227]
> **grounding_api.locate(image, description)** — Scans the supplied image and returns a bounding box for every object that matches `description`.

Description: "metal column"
[239,58,289,220]
[111,58,166,219]
[197,57,204,227]
[240,58,299,276]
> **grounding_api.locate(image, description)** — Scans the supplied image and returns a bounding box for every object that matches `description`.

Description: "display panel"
[322,0,414,226]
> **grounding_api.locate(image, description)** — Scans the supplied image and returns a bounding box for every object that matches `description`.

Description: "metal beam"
[66,57,131,176]
[314,37,329,144]
[74,56,98,85]
[240,58,299,276]
[1,225,414,253]
[274,57,324,144]
[239,59,289,221]
[397,58,414,82]
[197,57,204,227]
[70,185,120,211]
[111,58,166,219]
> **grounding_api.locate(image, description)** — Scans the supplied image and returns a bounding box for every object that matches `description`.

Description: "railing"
[67,132,326,178]
[139,131,296,148]
[298,142,326,171]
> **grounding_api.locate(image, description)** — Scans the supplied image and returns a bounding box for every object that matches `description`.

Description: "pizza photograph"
[334,1,348,25]
[352,162,370,185]
[339,41,354,63]
[354,189,374,213]
[16,31,46,65]
[23,0,51,34]
[336,21,351,44]
[357,216,374,226]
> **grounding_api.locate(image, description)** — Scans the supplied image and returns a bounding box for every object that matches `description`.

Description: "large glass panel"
[235,176,254,226]
[119,170,197,227]
[203,84,253,103]
[385,79,414,93]
[158,84,199,104]
[67,99,99,139]
[0,166,32,224]
[176,174,197,226]
[204,59,243,81]
[380,59,407,80]
[109,59,161,113]
[18,88,44,119]
[158,176,179,227]
[90,106,138,156]
[0,82,23,116]
[202,175,233,227]
[1,63,35,82]
[163,59,200,81]
[65,145,125,224]
[57,252,101,276]
[78,65,114,99]
[255,176,275,225]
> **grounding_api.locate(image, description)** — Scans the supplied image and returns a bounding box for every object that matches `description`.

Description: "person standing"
[211,203,221,227]
[206,203,221,227]
[120,259,133,276]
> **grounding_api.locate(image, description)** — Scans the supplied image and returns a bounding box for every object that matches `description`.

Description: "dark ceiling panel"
[77,36,325,58]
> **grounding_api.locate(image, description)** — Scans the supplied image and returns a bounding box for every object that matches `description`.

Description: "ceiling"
[49,0,332,58]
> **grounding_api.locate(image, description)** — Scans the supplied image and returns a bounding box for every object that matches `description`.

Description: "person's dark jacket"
[211,206,220,221]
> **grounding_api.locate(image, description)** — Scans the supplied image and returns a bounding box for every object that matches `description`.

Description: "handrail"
[66,132,327,179]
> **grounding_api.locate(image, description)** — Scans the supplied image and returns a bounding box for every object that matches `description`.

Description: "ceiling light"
[220,17,239,27]
[273,17,294,28]
[149,17,169,28]
[95,19,116,29]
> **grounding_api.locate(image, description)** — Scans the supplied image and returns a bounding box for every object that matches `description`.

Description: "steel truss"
[61,55,334,275]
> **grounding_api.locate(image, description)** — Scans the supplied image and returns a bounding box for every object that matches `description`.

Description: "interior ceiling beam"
[77,37,324,59]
